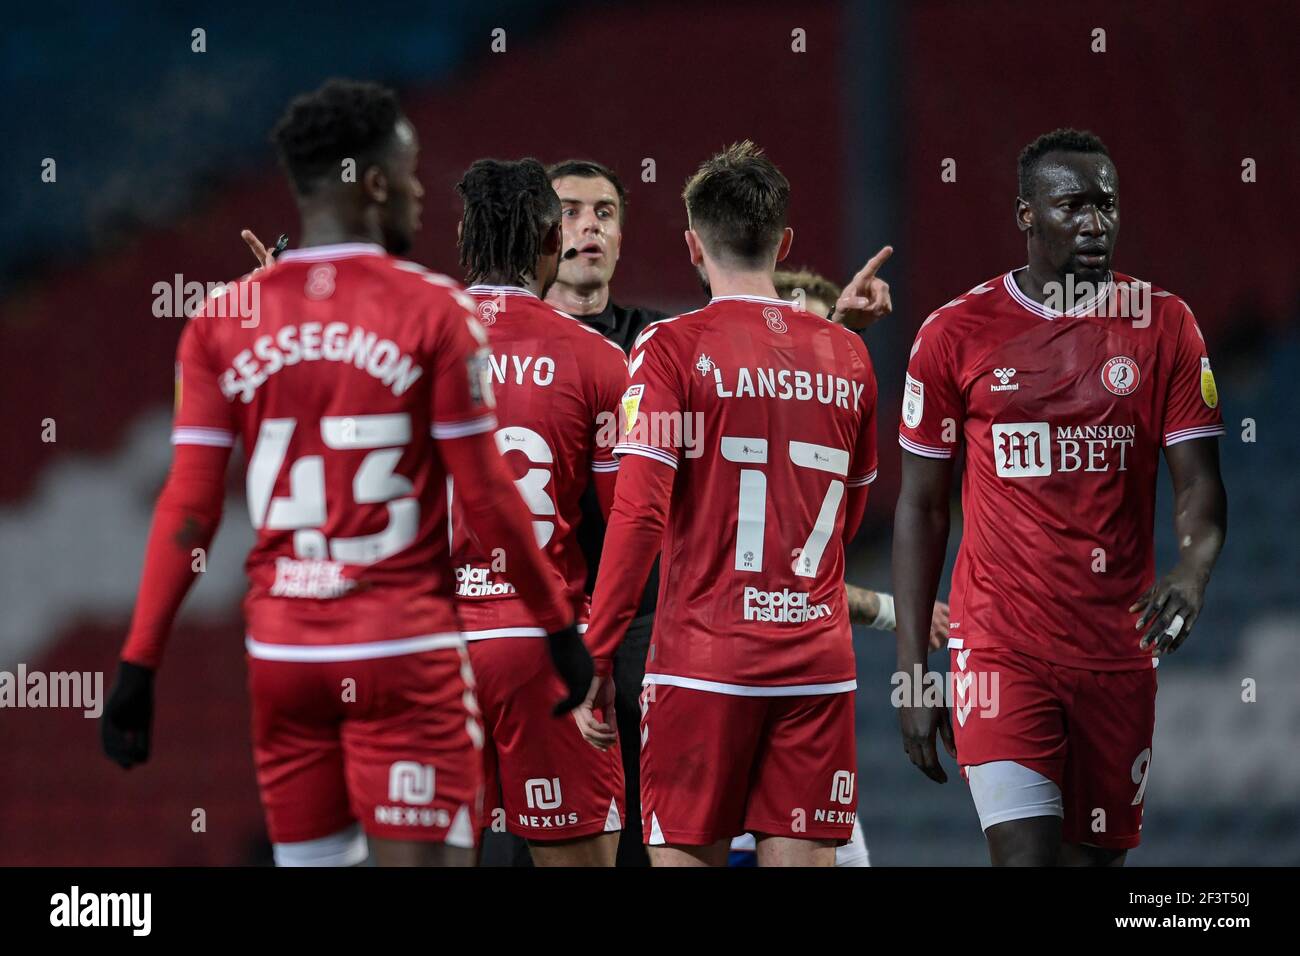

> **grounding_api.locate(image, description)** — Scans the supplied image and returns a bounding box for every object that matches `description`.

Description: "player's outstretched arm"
[846,584,949,649]
[103,442,230,769]
[846,583,884,625]
[892,450,957,782]
[1131,438,1227,655]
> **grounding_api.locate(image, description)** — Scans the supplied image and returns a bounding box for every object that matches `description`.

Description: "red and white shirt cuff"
[899,434,954,459]
[171,426,235,448]
[1164,424,1226,446]
[431,414,498,440]
[613,442,678,469]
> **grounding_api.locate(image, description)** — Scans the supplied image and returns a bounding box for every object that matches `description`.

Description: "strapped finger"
[1154,607,1189,654]
[1143,600,1182,651]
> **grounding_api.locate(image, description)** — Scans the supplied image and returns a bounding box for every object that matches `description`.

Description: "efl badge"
[466,347,496,409]
[902,374,924,428]
[1101,356,1140,396]
[621,384,644,435]
[1200,356,1219,409]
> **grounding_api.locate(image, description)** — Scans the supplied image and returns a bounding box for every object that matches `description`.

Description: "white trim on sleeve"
[613,442,679,469]
[1164,424,1225,446]
[172,426,236,448]
[431,414,498,439]
[591,459,621,473]
[899,434,953,459]
[847,469,877,488]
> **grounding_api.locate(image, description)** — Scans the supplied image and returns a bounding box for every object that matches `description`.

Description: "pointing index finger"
[241,229,271,268]
[858,244,894,282]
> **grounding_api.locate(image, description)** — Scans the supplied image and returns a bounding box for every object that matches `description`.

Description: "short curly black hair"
[1017,128,1110,200]
[272,78,402,196]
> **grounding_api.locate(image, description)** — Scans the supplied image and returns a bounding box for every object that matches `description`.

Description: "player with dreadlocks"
[452,158,630,866]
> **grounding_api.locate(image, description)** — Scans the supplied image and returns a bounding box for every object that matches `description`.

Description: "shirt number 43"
[246,413,417,565]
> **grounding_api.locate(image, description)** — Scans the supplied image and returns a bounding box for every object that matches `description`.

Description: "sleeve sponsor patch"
[467,347,496,409]
[621,384,644,435]
[902,374,924,428]
[1200,356,1218,409]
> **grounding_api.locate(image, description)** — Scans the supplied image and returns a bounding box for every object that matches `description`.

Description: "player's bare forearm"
[845,584,881,625]
[1132,438,1227,653]
[893,451,957,782]
[892,452,954,670]
[1168,438,1228,582]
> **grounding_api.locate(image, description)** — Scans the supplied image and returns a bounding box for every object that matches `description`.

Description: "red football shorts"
[639,681,858,846]
[950,645,1157,849]
[470,638,624,841]
[248,646,483,846]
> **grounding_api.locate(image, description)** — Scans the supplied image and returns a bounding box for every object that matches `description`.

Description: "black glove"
[101,660,155,769]
[547,624,594,716]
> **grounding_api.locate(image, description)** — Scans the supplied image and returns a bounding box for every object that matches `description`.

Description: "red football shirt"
[899,269,1225,670]
[587,295,878,692]
[451,285,628,637]
[172,242,499,653]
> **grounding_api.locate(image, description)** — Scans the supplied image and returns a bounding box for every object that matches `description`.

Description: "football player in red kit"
[452,158,629,865]
[575,142,886,867]
[99,80,592,867]
[893,128,1228,866]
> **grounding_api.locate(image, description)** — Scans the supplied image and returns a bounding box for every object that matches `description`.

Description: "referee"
[544,159,665,867]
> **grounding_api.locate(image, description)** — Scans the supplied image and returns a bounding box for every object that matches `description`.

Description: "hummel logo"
[696,354,715,376]
[991,367,1020,392]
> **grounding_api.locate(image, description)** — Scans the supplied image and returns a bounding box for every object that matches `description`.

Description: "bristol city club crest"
[1101,355,1141,396]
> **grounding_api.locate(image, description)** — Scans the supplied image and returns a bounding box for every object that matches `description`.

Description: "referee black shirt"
[574,299,670,615]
